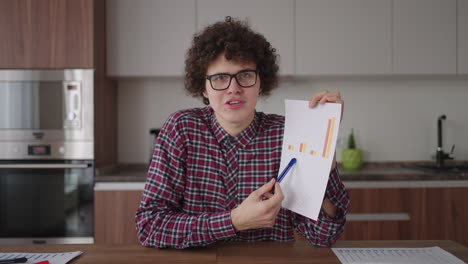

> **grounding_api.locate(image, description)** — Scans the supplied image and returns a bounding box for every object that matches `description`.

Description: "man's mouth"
[227,100,241,105]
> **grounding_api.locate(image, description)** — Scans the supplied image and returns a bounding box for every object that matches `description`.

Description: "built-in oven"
[0,160,93,244]
[0,69,94,244]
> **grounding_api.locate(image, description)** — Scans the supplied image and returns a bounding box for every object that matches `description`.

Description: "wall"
[118,77,468,164]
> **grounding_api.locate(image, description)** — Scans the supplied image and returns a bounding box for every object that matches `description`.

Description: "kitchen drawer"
[339,187,468,247]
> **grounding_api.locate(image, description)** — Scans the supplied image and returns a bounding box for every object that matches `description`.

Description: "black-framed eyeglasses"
[206,69,258,91]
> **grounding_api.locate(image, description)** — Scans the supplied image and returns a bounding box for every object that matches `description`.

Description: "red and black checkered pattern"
[136,107,349,249]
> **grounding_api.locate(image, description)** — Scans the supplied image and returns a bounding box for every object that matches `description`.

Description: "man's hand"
[309,90,344,121]
[231,179,284,231]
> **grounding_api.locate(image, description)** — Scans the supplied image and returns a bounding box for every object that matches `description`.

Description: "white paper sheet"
[332,247,465,264]
[279,100,342,220]
[0,251,82,264]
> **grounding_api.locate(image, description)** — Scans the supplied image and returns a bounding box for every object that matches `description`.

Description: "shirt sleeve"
[292,167,350,247]
[135,113,237,249]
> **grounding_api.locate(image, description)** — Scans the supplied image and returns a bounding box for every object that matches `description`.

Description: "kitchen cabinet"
[393,0,457,74]
[197,0,294,76]
[107,0,196,77]
[0,0,93,69]
[458,0,468,74]
[94,0,118,168]
[94,189,143,244]
[295,0,392,75]
[341,189,411,240]
[409,187,468,246]
[340,187,468,247]
[95,184,467,246]
[105,0,466,77]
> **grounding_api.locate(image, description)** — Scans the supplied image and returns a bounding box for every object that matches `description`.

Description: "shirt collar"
[208,107,260,149]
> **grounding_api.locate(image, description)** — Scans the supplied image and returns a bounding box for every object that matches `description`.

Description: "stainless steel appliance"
[0,69,94,244]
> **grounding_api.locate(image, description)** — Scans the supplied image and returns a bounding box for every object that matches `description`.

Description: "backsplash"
[118,77,468,164]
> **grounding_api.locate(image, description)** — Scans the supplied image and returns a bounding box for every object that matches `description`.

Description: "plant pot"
[342,149,363,170]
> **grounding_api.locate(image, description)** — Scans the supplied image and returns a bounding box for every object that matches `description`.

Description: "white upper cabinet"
[106,0,464,77]
[393,0,457,74]
[459,0,468,74]
[295,0,392,75]
[107,0,196,77]
[197,0,294,75]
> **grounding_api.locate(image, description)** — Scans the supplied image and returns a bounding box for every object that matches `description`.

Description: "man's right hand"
[230,178,284,231]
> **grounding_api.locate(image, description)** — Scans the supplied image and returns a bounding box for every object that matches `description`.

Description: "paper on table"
[0,251,82,264]
[332,247,465,264]
[279,100,342,220]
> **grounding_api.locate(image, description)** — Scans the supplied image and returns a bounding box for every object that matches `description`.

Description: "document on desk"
[279,100,342,220]
[0,251,82,264]
[332,247,465,264]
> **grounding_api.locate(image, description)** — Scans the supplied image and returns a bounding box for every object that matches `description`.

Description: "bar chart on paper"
[279,100,342,221]
[286,117,337,158]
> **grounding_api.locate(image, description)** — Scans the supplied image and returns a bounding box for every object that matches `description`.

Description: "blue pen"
[277,158,297,183]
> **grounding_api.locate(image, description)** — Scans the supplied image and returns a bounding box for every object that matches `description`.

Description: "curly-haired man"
[136,17,349,249]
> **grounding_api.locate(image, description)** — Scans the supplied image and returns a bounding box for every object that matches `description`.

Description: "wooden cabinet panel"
[0,0,93,68]
[341,188,468,247]
[342,188,411,240]
[94,190,143,244]
[93,0,118,168]
[408,188,468,246]
[341,221,410,240]
[347,188,409,213]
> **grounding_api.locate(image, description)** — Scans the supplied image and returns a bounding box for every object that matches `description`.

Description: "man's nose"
[226,77,242,93]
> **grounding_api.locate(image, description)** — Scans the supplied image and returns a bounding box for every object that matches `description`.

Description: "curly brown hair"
[184,16,279,105]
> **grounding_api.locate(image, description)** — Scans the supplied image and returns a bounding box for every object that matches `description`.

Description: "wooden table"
[1,240,467,263]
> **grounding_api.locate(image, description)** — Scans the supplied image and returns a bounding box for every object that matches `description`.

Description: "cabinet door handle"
[347,213,410,221]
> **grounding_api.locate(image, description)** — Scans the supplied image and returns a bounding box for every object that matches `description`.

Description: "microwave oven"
[0,69,93,160]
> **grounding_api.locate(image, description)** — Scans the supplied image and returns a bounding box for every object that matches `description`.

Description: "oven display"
[28,145,51,155]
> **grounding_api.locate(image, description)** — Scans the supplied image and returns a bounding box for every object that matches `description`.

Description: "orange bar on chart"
[310,150,316,156]
[325,117,336,158]
[300,143,307,153]
[288,145,294,150]
[322,119,332,157]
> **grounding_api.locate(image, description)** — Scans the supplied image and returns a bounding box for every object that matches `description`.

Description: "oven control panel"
[63,81,82,129]
[0,142,94,160]
[28,145,51,156]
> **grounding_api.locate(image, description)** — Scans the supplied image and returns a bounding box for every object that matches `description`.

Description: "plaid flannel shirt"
[136,107,349,249]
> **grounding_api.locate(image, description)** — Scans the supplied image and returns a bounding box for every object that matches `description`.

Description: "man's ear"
[202,90,208,98]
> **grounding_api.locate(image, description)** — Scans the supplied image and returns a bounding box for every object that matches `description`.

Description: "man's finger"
[309,90,328,108]
[254,178,276,197]
[264,183,284,206]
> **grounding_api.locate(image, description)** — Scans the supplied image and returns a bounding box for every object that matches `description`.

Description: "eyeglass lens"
[209,70,257,90]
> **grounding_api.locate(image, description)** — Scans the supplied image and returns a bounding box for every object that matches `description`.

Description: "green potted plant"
[342,128,363,170]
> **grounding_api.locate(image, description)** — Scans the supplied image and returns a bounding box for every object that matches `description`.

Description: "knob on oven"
[67,112,76,120]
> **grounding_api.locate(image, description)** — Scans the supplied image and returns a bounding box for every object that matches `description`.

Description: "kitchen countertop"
[95,164,148,182]
[94,162,468,190]
[95,162,468,183]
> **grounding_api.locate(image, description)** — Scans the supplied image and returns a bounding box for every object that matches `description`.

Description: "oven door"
[0,160,94,244]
